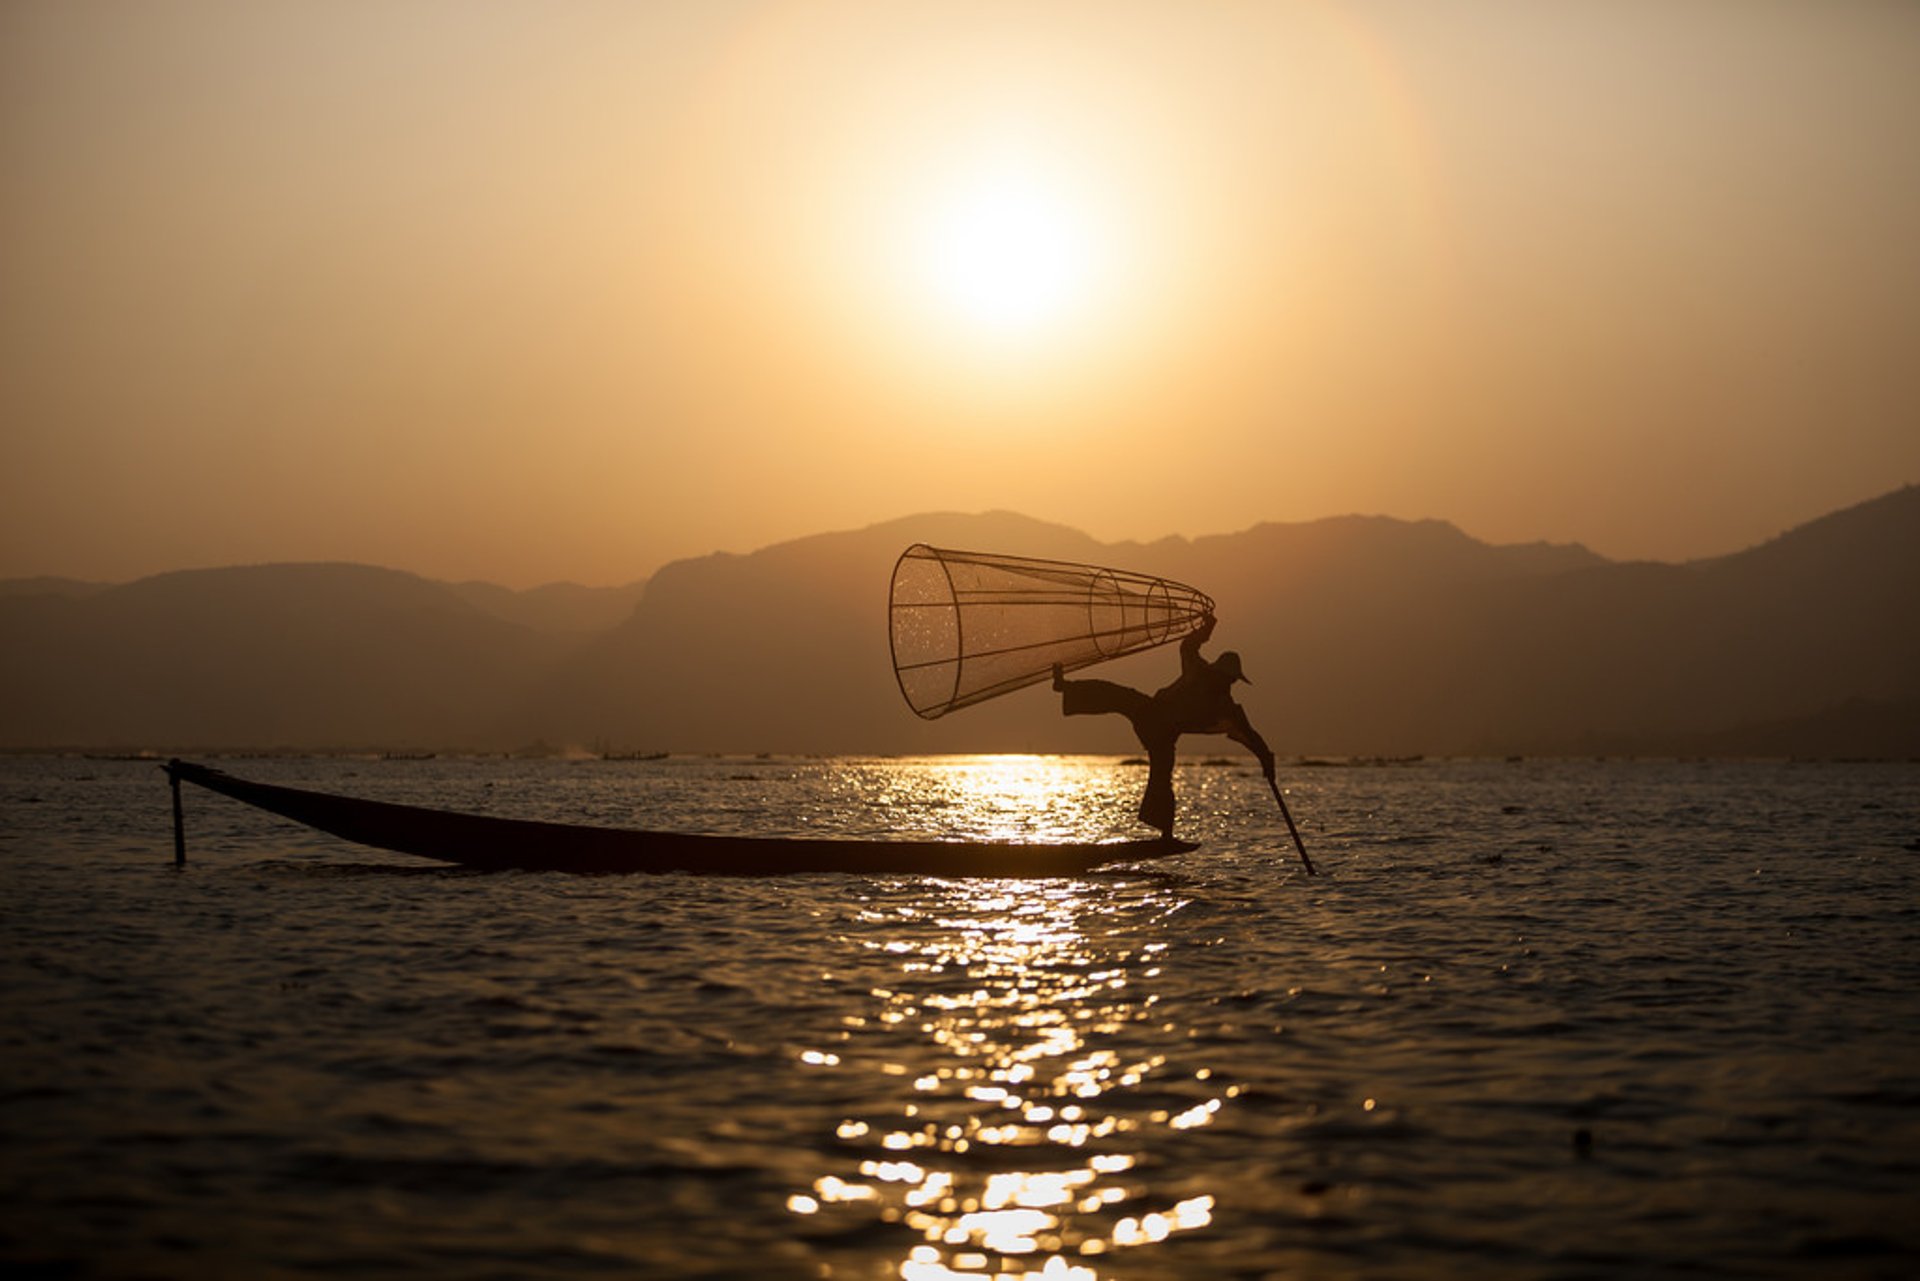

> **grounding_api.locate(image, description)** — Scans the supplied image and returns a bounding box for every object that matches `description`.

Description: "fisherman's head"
[1216,651,1251,684]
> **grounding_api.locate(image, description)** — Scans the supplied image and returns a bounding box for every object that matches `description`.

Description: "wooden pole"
[168,761,186,867]
[1267,776,1315,875]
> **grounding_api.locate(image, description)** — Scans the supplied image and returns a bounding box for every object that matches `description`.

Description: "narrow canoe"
[165,760,1194,876]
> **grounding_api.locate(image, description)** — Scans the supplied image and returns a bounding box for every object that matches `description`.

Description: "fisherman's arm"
[1180,612,1218,676]
[1226,707,1276,781]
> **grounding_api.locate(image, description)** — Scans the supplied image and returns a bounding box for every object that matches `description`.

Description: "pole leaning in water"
[167,759,186,867]
[1267,776,1315,875]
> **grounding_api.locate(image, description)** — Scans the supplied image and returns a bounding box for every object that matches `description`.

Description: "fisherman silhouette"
[1052,613,1275,839]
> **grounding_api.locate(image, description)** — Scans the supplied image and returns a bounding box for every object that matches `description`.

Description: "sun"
[910,162,1105,345]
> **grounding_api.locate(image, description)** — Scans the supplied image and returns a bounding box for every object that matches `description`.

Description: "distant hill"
[1405,484,1920,755]
[531,510,1127,756]
[0,564,570,751]
[3,488,1915,756]
[532,489,1920,758]
[445,579,648,635]
[0,577,109,601]
[530,509,1618,756]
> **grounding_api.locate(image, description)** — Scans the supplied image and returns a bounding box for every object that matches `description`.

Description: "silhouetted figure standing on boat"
[1052,613,1275,839]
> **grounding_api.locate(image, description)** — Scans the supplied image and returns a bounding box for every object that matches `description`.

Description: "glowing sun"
[911,163,1105,344]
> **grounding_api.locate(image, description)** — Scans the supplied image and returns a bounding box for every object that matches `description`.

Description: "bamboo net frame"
[889,544,1214,719]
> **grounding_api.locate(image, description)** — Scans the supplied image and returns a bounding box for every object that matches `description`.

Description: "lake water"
[2,754,1917,1279]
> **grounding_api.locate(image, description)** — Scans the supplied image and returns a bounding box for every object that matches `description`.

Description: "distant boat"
[164,760,1192,877]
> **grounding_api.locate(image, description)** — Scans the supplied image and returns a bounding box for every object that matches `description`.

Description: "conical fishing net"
[889,544,1214,719]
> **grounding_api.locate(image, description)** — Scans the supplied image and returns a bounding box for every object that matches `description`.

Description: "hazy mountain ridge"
[445,579,650,635]
[1422,487,1920,754]
[0,577,110,601]
[0,564,571,751]
[2,489,1914,755]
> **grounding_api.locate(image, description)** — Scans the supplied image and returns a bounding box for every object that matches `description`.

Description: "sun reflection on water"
[790,762,1231,1278]
[840,755,1146,844]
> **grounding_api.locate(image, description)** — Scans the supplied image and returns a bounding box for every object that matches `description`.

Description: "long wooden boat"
[164,760,1194,876]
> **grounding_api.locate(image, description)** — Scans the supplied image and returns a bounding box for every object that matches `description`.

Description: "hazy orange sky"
[4,1,1917,587]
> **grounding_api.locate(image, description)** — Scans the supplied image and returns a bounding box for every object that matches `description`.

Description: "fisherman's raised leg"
[1054,670,1153,720]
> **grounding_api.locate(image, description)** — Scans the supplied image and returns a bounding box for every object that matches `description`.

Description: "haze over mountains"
[3,487,1915,758]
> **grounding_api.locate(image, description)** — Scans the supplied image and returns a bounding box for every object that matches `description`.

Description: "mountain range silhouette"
[3,486,1914,757]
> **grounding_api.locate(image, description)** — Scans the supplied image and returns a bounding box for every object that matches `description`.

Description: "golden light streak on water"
[788,759,1233,1276]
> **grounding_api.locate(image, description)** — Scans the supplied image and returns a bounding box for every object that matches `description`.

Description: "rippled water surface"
[3,755,1918,1279]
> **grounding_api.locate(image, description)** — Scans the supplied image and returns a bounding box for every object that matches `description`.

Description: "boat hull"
[166,761,1194,876]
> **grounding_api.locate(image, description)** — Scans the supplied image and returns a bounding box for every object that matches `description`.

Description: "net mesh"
[889,544,1214,719]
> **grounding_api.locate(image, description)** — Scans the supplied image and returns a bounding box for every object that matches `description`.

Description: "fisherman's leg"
[1138,737,1177,839]
[1056,677,1153,720]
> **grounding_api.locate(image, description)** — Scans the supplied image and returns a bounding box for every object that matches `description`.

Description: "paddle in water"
[1267,776,1316,875]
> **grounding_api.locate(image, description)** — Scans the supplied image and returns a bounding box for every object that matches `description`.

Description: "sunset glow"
[0,1,1916,585]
